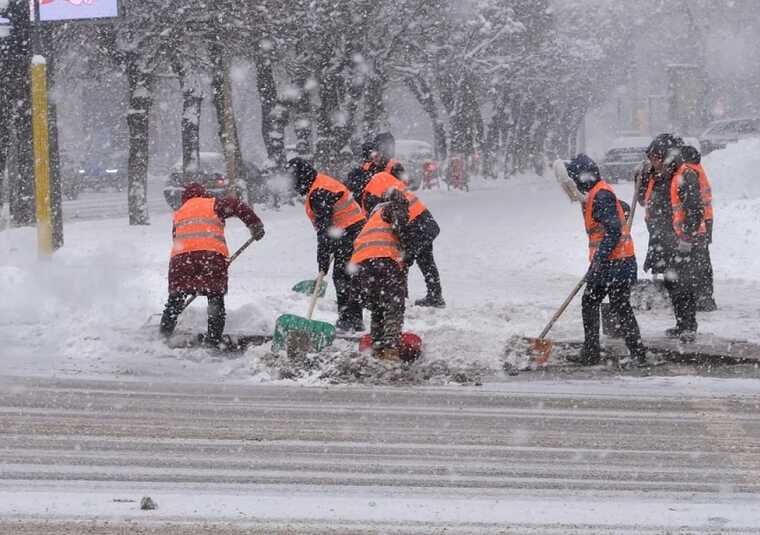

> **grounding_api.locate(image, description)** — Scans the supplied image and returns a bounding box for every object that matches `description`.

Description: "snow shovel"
[292,278,327,298]
[272,271,336,354]
[144,236,256,328]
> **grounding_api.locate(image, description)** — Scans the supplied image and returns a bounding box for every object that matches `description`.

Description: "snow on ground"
[1,144,758,384]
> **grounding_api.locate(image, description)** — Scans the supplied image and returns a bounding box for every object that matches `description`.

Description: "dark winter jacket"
[586,188,637,286]
[639,159,704,272]
[169,188,263,295]
[344,164,374,200]
[308,187,365,274]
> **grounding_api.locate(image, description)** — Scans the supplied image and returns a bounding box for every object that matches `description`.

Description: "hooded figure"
[565,154,647,366]
[372,132,406,181]
[287,157,366,331]
[344,140,378,199]
[160,183,265,346]
[640,133,707,340]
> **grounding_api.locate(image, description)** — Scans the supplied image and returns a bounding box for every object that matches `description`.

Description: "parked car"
[163,152,261,210]
[598,136,700,183]
[699,117,760,155]
[78,150,128,192]
[395,139,439,190]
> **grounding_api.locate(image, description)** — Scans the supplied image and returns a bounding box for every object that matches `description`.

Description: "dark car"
[163,152,261,210]
[78,150,129,193]
[699,117,760,155]
[598,136,700,183]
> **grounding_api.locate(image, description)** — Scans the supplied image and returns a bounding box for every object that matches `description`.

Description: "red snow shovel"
[359,332,423,363]
[144,236,256,328]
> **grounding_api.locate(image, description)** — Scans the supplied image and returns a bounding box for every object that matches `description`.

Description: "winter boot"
[665,326,697,343]
[414,294,446,308]
[374,347,401,362]
[696,296,717,312]
[336,315,364,333]
[566,344,601,366]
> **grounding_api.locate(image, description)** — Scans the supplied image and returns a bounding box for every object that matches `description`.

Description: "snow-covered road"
[1,375,760,533]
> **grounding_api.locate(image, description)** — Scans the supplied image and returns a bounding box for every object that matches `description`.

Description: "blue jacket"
[588,189,637,286]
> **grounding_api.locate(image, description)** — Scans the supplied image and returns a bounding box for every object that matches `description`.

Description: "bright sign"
[36,0,120,22]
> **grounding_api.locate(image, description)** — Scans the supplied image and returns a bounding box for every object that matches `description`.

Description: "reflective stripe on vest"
[686,162,714,222]
[305,174,366,230]
[584,180,634,263]
[671,164,707,241]
[362,171,427,221]
[350,206,402,265]
[171,197,229,258]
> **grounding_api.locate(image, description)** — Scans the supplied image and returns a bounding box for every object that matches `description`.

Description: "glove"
[676,239,692,254]
[249,224,265,241]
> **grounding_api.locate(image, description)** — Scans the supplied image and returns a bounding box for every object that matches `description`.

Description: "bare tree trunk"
[6,0,35,226]
[126,52,152,225]
[173,60,202,174]
[254,51,286,171]
[363,76,388,140]
[292,74,313,158]
[406,77,447,161]
[209,42,243,188]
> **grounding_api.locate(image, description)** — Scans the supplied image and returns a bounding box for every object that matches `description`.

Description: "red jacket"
[169,185,263,295]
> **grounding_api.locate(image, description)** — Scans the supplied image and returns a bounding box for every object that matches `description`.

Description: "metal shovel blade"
[524,337,553,365]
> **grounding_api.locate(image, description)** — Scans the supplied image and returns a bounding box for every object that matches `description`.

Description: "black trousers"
[160,292,225,343]
[692,243,714,303]
[331,227,363,322]
[354,259,406,349]
[404,211,443,298]
[664,253,699,332]
[582,281,643,354]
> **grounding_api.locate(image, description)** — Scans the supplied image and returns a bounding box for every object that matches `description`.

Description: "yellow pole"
[31,56,53,256]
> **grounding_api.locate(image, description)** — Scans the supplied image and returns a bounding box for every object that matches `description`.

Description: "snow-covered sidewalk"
[1,142,758,383]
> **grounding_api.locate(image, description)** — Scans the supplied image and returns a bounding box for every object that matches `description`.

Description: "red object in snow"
[359,332,422,362]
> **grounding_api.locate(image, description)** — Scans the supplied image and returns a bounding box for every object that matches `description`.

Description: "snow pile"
[703,138,760,201]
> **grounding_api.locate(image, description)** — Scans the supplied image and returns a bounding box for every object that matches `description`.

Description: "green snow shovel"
[272,271,335,354]
[292,278,327,297]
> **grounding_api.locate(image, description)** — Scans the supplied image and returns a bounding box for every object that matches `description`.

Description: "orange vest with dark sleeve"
[305,174,365,230]
[584,181,634,263]
[171,197,229,258]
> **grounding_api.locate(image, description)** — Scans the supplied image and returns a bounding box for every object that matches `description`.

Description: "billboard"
[36,0,120,22]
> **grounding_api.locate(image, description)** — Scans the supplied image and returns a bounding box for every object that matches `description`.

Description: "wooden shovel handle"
[538,276,586,340]
[306,271,325,320]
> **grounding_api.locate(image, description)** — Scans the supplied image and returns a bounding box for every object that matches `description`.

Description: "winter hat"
[286,157,317,195]
[373,132,396,159]
[681,145,701,164]
[646,133,681,159]
[565,153,600,192]
[182,182,209,204]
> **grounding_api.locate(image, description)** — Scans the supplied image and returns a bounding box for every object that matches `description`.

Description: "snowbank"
[703,138,760,201]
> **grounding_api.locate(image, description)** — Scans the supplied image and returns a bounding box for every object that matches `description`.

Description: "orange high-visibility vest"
[305,174,365,230]
[171,197,229,258]
[670,164,707,241]
[350,205,403,266]
[584,181,635,263]
[685,162,714,223]
[362,171,426,221]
